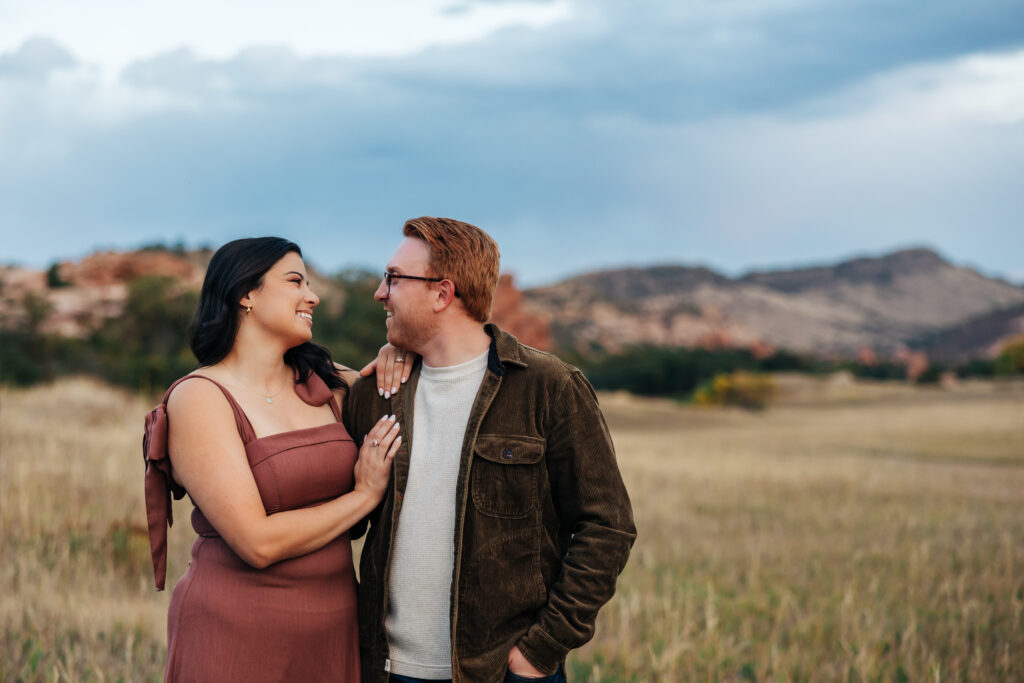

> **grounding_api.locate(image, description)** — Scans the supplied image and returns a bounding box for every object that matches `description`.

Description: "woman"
[142,237,408,681]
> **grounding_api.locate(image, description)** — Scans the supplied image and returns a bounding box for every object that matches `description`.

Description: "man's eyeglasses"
[382,272,457,296]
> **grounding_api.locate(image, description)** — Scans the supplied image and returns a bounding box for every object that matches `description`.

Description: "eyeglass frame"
[382,272,459,297]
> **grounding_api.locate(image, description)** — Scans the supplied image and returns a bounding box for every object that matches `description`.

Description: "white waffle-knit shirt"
[385,350,488,679]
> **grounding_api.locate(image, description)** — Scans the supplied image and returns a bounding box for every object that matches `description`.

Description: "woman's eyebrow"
[284,270,306,278]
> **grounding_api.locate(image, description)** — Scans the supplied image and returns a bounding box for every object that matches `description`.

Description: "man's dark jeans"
[389,668,566,683]
[503,667,566,683]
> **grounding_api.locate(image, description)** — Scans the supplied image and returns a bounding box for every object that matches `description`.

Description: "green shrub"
[995,336,1024,376]
[693,371,777,409]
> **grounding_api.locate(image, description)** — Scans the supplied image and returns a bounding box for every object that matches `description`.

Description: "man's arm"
[514,369,637,674]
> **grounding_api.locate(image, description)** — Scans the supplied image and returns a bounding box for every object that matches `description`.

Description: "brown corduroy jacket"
[344,324,636,683]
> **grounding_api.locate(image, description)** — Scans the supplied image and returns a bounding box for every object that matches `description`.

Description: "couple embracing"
[143,217,635,682]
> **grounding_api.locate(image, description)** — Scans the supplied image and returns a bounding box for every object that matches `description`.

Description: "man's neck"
[418,321,491,368]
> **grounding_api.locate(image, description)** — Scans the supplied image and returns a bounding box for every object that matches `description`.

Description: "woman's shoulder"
[165,372,234,418]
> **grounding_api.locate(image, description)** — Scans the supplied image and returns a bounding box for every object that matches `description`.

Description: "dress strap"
[169,375,259,443]
[142,374,256,591]
[327,392,343,423]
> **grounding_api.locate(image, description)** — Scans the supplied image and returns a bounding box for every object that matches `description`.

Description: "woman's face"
[242,251,319,347]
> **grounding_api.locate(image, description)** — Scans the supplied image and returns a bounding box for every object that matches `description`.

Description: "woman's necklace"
[224,364,287,404]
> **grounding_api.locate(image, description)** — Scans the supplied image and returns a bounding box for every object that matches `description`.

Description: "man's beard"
[387,311,439,354]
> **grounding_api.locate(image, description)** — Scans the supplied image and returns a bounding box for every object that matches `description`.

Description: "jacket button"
[502,449,513,459]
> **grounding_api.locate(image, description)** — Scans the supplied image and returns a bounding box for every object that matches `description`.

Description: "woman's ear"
[240,291,256,312]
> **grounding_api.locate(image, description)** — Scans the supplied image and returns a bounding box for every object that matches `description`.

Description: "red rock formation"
[0,251,203,338]
[60,250,202,287]
[749,340,776,359]
[857,347,878,366]
[490,274,554,351]
[696,329,733,350]
[893,348,929,382]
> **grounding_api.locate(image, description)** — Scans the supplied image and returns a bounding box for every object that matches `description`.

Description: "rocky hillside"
[3,246,1021,359]
[522,248,1024,356]
[0,248,345,338]
[0,250,548,349]
[910,302,1024,360]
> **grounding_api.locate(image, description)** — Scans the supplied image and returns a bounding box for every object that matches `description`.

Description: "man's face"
[374,237,440,352]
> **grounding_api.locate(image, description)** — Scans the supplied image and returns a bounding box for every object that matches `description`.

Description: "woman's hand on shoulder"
[358,343,415,399]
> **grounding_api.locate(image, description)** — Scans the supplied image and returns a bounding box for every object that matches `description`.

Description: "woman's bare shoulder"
[166,373,233,423]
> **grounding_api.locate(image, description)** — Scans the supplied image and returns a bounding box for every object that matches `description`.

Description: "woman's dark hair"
[190,237,345,390]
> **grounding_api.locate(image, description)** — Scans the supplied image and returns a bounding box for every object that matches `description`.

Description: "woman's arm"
[167,378,400,569]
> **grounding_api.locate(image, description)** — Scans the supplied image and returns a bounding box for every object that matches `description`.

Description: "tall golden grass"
[1,376,1022,681]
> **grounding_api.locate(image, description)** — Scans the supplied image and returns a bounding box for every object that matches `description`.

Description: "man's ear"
[433,279,458,313]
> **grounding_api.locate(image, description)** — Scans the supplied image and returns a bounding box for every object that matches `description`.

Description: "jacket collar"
[484,322,527,376]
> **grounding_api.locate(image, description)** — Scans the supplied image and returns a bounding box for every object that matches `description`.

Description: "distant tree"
[313,271,389,368]
[995,337,1024,376]
[954,358,997,378]
[0,293,56,384]
[845,359,907,381]
[21,291,53,332]
[92,276,198,391]
[139,240,188,256]
[915,364,946,384]
[577,346,761,398]
[46,262,70,288]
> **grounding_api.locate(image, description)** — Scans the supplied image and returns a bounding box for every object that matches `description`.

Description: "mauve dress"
[143,373,360,682]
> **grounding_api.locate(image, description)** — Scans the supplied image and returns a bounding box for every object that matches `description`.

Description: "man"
[345,217,635,683]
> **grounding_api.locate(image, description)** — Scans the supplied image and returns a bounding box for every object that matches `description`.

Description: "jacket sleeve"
[343,376,373,541]
[516,369,636,674]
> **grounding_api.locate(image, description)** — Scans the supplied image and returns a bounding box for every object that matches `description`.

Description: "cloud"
[831,50,1024,125]
[0,37,76,80]
[0,1,572,77]
[0,0,1022,284]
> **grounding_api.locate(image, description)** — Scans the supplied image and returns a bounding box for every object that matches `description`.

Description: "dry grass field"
[1,375,1022,681]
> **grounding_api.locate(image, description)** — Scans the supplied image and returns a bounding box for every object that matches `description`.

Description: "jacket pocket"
[471,435,545,519]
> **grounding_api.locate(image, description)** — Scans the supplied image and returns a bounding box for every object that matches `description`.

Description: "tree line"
[0,272,389,393]
[2,272,1022,401]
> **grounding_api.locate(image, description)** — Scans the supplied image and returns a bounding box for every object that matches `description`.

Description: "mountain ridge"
[521,247,1024,357]
[2,246,1021,359]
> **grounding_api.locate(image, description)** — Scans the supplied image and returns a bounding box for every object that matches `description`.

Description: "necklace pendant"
[266,397,274,404]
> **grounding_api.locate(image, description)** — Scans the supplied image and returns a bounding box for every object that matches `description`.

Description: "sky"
[1,0,1023,286]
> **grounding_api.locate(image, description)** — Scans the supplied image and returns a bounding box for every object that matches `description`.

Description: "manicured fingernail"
[388,414,396,421]
[401,377,407,384]
[378,387,384,397]
[384,391,390,399]
[391,386,397,394]
[392,422,400,430]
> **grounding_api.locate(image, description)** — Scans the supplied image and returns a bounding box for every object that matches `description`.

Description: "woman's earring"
[246,306,252,314]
